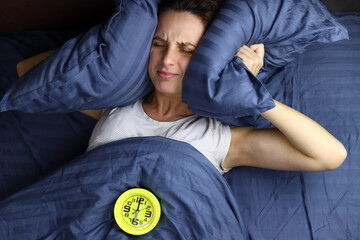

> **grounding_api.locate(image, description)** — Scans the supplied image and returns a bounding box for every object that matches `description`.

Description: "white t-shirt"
[87,100,232,174]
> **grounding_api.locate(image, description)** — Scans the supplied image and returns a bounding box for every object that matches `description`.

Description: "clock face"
[114,188,161,235]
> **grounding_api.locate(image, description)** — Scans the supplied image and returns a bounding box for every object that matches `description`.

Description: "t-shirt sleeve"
[212,120,232,174]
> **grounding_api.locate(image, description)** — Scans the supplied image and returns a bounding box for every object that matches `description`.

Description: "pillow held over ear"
[182,0,349,125]
[0,0,159,113]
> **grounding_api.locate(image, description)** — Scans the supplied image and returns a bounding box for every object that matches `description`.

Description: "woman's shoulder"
[106,99,142,116]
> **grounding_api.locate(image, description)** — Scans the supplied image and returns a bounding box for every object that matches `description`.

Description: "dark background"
[322,0,360,13]
[0,0,115,33]
[0,0,359,33]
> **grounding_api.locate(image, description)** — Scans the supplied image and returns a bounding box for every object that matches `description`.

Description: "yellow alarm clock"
[114,188,161,235]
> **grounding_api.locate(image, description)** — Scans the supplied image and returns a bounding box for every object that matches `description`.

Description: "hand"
[235,44,265,77]
[132,207,146,214]
[133,202,141,221]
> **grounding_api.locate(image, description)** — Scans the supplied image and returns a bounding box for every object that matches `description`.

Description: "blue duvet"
[1,13,360,240]
[0,137,248,240]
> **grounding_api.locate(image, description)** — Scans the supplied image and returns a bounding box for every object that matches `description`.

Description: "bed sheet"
[0,137,248,240]
[0,12,359,240]
[224,14,360,239]
[0,30,97,200]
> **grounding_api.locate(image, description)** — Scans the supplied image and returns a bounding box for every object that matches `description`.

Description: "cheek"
[179,58,191,74]
[148,51,159,73]
[148,50,158,66]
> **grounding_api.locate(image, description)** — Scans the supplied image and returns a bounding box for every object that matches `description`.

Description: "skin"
[17,50,104,120]
[143,10,205,122]
[17,10,347,172]
[144,10,347,172]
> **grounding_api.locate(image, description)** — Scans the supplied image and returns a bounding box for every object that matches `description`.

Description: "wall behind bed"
[322,0,360,13]
[0,0,115,32]
[1,0,360,33]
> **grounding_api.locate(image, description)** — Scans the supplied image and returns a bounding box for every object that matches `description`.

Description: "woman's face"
[148,10,206,97]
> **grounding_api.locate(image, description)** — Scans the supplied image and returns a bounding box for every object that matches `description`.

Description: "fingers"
[237,45,255,59]
[236,44,264,61]
[250,43,265,59]
[235,43,265,77]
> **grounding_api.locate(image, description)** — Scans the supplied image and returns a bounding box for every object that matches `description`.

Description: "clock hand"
[131,207,146,215]
[136,201,141,211]
[138,207,147,212]
[134,211,139,221]
[133,199,142,220]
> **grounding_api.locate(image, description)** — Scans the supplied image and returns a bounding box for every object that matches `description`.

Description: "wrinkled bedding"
[224,14,360,239]
[0,137,248,240]
[0,12,359,240]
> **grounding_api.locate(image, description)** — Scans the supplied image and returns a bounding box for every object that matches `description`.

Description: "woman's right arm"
[16,50,103,120]
[17,50,56,78]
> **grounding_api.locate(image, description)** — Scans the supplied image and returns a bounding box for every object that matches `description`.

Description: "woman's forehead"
[155,10,206,44]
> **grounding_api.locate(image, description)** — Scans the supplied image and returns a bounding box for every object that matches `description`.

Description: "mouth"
[157,70,179,80]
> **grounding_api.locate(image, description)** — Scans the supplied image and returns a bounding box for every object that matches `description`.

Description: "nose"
[162,46,177,66]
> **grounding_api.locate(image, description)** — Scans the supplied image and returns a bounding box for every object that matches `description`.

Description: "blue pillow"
[0,0,159,113]
[182,0,349,125]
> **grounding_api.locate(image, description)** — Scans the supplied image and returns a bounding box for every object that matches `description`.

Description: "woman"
[18,0,347,174]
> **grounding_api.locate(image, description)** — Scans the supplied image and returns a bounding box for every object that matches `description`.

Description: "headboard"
[0,0,115,33]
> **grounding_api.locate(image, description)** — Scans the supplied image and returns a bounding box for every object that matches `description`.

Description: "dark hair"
[158,0,225,29]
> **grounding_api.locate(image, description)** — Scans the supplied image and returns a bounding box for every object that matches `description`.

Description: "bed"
[0,0,359,239]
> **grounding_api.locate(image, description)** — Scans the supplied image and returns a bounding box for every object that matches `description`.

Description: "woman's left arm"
[224,101,347,171]
[223,44,347,172]
[264,100,346,170]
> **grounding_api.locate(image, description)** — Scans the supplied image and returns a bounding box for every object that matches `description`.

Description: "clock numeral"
[144,218,148,222]
[131,218,139,225]
[127,201,132,206]
[123,205,131,213]
[145,210,152,218]
[125,213,129,218]
[136,197,145,205]
[139,220,144,226]
[146,206,151,210]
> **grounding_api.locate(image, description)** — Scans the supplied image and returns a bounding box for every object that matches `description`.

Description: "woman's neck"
[142,91,194,122]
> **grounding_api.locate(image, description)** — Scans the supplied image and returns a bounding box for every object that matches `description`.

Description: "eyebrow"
[180,42,196,48]
[153,36,166,42]
[152,36,196,48]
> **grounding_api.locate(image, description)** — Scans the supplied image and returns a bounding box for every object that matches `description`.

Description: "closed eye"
[152,36,167,47]
[179,42,195,55]
[152,42,167,47]
[181,48,194,54]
